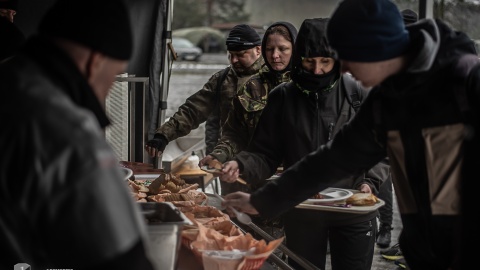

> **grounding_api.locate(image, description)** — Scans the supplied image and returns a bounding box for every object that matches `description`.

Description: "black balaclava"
[261,21,298,75]
[291,18,340,93]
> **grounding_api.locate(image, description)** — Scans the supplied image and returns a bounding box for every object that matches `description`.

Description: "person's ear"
[85,51,104,80]
[255,46,261,56]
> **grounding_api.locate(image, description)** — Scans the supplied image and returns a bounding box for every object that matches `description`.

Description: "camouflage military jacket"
[155,57,264,143]
[211,66,291,163]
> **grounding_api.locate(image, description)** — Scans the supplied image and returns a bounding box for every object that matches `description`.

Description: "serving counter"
[176,193,317,270]
[123,161,315,270]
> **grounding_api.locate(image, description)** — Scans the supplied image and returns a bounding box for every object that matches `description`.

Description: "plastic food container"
[140,202,193,270]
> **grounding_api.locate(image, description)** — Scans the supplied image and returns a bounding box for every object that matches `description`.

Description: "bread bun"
[346,193,379,206]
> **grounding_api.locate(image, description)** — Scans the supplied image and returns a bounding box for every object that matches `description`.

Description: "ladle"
[212,192,252,225]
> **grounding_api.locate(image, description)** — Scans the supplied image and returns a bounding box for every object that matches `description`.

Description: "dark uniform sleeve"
[155,70,225,142]
[210,96,251,162]
[205,107,221,154]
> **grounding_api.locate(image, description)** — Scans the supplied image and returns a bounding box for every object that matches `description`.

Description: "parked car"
[172,37,203,61]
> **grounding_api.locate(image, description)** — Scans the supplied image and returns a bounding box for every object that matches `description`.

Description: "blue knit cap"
[327,0,410,62]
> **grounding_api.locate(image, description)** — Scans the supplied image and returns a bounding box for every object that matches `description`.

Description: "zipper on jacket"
[313,92,320,148]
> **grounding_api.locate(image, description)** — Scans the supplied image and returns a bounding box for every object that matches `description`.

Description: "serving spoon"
[212,191,252,225]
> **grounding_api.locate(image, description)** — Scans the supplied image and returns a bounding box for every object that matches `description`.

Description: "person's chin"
[233,65,244,73]
[271,64,285,71]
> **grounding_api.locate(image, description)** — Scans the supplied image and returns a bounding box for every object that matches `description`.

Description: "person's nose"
[272,49,280,59]
[7,13,14,22]
[313,64,325,75]
[229,55,239,64]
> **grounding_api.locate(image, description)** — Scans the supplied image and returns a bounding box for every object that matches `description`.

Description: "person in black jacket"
[0,0,154,269]
[222,0,480,269]
[376,8,419,250]
[220,18,390,270]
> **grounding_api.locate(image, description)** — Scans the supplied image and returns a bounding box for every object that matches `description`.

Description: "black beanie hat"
[0,0,18,10]
[39,0,133,60]
[327,0,410,62]
[226,24,261,51]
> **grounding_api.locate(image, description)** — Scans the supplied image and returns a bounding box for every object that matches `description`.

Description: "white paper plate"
[304,188,353,203]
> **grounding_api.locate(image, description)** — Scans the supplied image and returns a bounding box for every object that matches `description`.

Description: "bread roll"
[346,193,378,206]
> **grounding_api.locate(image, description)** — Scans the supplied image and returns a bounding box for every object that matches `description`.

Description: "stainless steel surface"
[114,76,150,163]
[140,202,193,270]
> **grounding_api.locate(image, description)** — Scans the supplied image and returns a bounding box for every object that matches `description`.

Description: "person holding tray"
[218,18,390,270]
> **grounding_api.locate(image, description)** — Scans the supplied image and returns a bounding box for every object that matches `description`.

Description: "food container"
[140,202,193,270]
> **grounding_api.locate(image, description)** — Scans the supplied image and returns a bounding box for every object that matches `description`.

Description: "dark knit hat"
[39,0,133,60]
[0,0,18,10]
[327,0,410,62]
[226,24,261,51]
[401,9,418,24]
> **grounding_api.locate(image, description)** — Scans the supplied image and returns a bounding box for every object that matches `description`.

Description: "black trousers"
[283,211,377,270]
[377,174,393,226]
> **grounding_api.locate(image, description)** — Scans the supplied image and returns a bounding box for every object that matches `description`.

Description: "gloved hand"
[145,134,169,157]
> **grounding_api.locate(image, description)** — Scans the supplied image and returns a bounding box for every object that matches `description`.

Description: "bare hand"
[199,155,214,167]
[219,161,240,183]
[359,183,372,193]
[223,192,259,215]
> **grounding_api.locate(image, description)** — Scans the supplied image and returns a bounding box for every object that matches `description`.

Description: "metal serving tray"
[140,202,193,270]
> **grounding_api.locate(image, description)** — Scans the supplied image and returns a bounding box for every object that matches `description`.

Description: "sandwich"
[346,193,379,206]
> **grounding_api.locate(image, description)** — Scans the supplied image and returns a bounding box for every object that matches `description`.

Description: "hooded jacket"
[235,18,390,224]
[210,22,298,165]
[249,19,479,268]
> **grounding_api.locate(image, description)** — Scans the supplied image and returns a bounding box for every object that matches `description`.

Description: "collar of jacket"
[297,79,338,96]
[232,57,265,77]
[23,36,110,128]
[261,64,291,86]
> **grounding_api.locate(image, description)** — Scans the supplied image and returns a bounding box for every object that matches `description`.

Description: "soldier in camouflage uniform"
[200,22,298,195]
[145,24,264,159]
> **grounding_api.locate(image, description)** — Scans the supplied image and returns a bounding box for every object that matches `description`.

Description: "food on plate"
[346,192,379,206]
[311,193,326,199]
